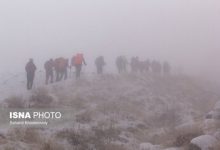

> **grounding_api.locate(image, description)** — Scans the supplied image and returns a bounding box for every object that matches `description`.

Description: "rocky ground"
[0,73,219,150]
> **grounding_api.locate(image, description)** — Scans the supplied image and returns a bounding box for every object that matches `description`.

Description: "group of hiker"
[116,56,171,75]
[25,54,171,90]
[25,53,86,90]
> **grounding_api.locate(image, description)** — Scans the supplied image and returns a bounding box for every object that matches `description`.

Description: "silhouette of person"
[25,59,37,90]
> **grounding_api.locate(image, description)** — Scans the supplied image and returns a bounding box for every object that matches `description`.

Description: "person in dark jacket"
[95,56,105,74]
[130,57,139,73]
[116,56,128,73]
[163,61,171,75]
[44,59,54,85]
[144,59,151,72]
[151,60,162,75]
[25,59,37,90]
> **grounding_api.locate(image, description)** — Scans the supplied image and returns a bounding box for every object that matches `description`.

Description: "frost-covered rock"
[203,100,220,134]
[140,143,153,150]
[175,121,199,133]
[214,101,220,111]
[205,101,220,121]
[206,110,220,120]
[206,111,215,119]
[139,143,162,150]
[164,147,183,150]
[190,135,218,150]
[214,131,220,140]
[0,141,36,150]
[202,119,219,134]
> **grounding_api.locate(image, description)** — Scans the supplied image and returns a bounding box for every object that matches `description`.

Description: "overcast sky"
[0,0,220,80]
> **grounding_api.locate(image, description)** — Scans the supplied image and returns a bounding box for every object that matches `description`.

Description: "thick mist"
[0,0,220,81]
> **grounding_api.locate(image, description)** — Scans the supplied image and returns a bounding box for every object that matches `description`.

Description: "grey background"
[0,0,219,81]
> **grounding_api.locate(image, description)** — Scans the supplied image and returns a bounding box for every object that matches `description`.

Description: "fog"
[0,0,220,81]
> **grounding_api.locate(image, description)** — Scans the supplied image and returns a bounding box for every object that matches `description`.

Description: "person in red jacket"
[71,53,86,78]
[25,59,37,90]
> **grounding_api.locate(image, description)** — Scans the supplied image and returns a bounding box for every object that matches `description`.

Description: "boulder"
[202,119,219,134]
[140,143,153,150]
[206,110,220,120]
[139,143,162,150]
[190,135,218,150]
[214,131,220,140]
[214,101,220,111]
[205,111,214,119]
[164,148,184,150]
[175,121,200,134]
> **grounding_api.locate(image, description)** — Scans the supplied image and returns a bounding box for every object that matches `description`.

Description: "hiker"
[71,53,86,78]
[95,56,105,74]
[44,59,54,85]
[144,59,151,72]
[151,60,162,75]
[130,57,139,73]
[54,57,69,81]
[163,61,171,75]
[151,60,157,74]
[139,60,146,73]
[25,58,37,90]
[63,59,69,80]
[116,56,128,73]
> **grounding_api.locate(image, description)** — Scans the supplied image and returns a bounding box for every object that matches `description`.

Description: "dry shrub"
[29,88,53,108]
[173,124,203,147]
[7,127,42,144]
[8,128,25,141]
[3,145,16,150]
[214,143,220,150]
[75,110,93,124]
[55,129,90,149]
[145,122,203,147]
[57,92,88,110]
[95,143,126,150]
[4,96,26,108]
[0,133,7,145]
[97,99,145,121]
[174,133,202,147]
[92,126,124,150]
[41,140,66,150]
[55,126,123,150]
[69,95,88,110]
[23,128,42,144]
[188,143,201,150]
[147,105,182,129]
[92,126,121,143]
[2,142,39,150]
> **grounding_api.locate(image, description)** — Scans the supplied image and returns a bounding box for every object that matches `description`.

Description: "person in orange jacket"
[71,53,86,78]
